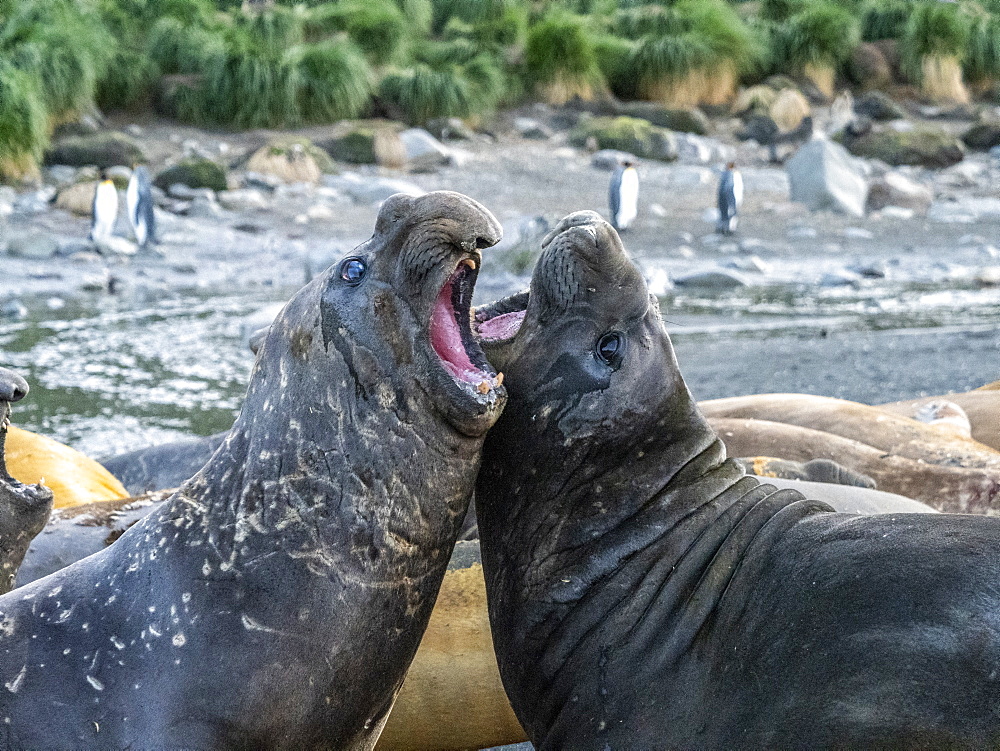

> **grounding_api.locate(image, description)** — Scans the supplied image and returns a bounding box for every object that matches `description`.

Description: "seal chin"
[427,258,506,432]
[0,408,53,509]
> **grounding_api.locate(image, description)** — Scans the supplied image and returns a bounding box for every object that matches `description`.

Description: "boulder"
[245,139,332,185]
[569,117,677,162]
[844,126,964,168]
[319,122,406,168]
[846,44,894,90]
[770,88,810,131]
[217,189,269,212]
[44,132,145,169]
[7,231,59,259]
[854,91,907,122]
[154,159,228,192]
[962,122,1000,151]
[673,270,749,289]
[55,181,99,216]
[399,128,452,170]
[424,117,476,141]
[591,150,639,171]
[732,86,777,120]
[513,118,554,140]
[786,139,867,217]
[865,172,933,214]
[618,103,710,135]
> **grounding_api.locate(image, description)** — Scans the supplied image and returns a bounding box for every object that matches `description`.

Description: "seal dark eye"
[340,257,367,285]
[595,332,624,368]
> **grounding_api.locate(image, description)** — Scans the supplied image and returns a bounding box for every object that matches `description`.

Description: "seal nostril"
[475,236,492,250]
[12,385,27,402]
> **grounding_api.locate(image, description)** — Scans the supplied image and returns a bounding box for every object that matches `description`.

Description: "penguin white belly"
[732,172,744,208]
[125,175,143,245]
[91,182,118,241]
[616,168,639,229]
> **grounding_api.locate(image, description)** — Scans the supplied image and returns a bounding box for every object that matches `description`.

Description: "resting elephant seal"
[0,367,52,595]
[472,211,1000,749]
[5,425,128,507]
[0,191,506,749]
[879,383,1000,453]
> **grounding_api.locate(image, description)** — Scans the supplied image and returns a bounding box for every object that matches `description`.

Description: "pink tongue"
[430,280,482,383]
[477,310,525,341]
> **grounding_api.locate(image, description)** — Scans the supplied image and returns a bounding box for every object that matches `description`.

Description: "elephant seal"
[0,191,506,749]
[5,425,128,507]
[473,211,1000,749]
[101,433,228,495]
[879,384,1000,453]
[0,367,53,594]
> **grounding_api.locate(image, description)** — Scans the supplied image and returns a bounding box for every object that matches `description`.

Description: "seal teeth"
[496,372,504,386]
[460,258,477,271]
[477,380,491,394]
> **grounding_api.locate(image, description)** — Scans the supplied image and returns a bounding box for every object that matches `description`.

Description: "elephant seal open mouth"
[0,367,53,595]
[473,211,1000,750]
[0,191,505,750]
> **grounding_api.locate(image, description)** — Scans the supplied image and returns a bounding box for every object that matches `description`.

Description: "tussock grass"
[0,61,47,180]
[291,39,374,122]
[303,0,409,66]
[771,2,859,96]
[524,10,605,104]
[903,2,970,102]
[965,14,1000,90]
[861,0,910,42]
[379,64,475,123]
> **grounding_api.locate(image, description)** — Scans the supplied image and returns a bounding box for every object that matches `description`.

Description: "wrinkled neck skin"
[476,360,818,747]
[177,275,480,583]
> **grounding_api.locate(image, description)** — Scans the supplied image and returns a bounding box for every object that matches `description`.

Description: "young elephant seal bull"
[0,367,53,595]
[0,191,506,749]
[473,211,1000,749]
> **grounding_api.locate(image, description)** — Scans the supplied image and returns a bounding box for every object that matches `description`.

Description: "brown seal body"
[701,393,1000,513]
[0,191,506,750]
[879,384,1000,453]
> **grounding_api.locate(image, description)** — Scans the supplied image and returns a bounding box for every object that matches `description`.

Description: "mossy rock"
[569,116,677,162]
[962,122,1000,151]
[318,122,406,167]
[44,133,146,169]
[854,92,907,122]
[264,138,336,174]
[154,159,228,192]
[246,139,332,185]
[844,127,964,168]
[618,103,709,135]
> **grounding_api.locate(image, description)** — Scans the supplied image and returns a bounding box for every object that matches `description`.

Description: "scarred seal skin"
[0,190,505,750]
[473,211,1000,749]
[0,367,53,595]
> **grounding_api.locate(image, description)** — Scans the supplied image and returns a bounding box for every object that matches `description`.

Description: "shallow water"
[2,263,997,461]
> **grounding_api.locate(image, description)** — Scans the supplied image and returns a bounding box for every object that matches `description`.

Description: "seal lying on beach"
[879,382,1000,452]
[0,191,506,749]
[0,367,52,595]
[473,211,1000,749]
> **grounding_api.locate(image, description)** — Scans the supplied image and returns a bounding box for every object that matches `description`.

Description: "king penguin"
[126,164,156,249]
[716,161,743,235]
[90,170,118,243]
[609,159,638,232]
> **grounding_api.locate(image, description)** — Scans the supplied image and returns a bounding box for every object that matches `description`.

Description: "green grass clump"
[625,0,761,105]
[302,0,409,66]
[860,0,911,41]
[611,5,681,40]
[0,61,47,176]
[289,39,374,122]
[902,1,971,101]
[523,10,605,104]
[148,16,226,74]
[773,2,859,70]
[759,0,809,23]
[595,33,639,100]
[966,14,1000,86]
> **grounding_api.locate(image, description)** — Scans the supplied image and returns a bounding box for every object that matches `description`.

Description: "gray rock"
[106,165,133,184]
[841,227,874,240]
[673,269,749,289]
[854,92,907,122]
[217,189,269,212]
[514,117,554,140]
[186,195,225,219]
[321,173,425,205]
[787,226,818,238]
[725,255,771,273]
[425,117,475,142]
[13,189,55,214]
[168,184,216,201]
[928,197,1000,223]
[675,133,713,164]
[400,128,452,171]
[45,165,79,186]
[962,122,1000,151]
[786,139,867,217]
[878,207,915,220]
[56,239,94,257]
[590,149,639,172]
[819,269,863,287]
[848,261,887,278]
[0,300,28,320]
[44,132,145,169]
[569,117,678,162]
[843,126,964,168]
[866,172,933,213]
[7,231,58,259]
[618,103,710,135]
[242,172,283,192]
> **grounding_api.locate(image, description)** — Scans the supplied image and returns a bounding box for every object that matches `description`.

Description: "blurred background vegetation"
[5,0,1000,178]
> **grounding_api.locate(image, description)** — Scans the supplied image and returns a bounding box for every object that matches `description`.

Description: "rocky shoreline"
[2,88,999,455]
